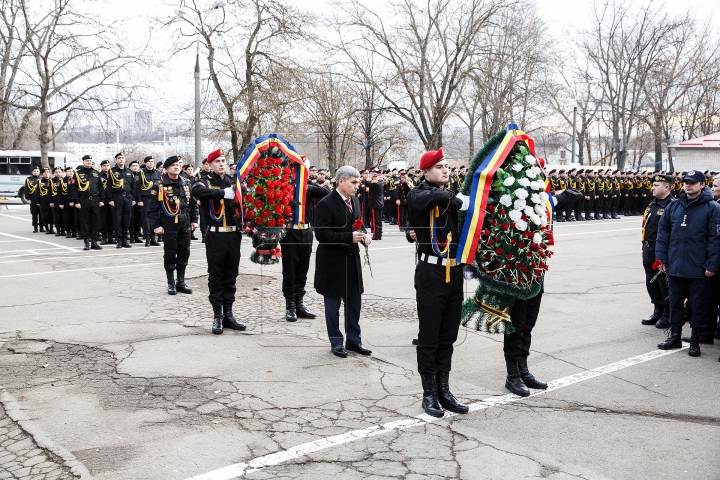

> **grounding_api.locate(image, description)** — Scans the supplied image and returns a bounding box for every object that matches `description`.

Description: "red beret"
[419,148,444,170]
[207,149,225,163]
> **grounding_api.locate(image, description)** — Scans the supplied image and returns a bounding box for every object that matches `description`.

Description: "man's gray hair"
[335,165,360,182]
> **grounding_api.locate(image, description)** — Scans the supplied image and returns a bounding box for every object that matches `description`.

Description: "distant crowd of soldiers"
[547,168,710,222]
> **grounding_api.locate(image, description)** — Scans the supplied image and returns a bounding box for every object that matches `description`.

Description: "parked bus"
[0,150,81,203]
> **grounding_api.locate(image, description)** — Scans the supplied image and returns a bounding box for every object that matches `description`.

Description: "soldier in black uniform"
[394,172,412,228]
[367,170,384,240]
[128,160,143,243]
[640,174,674,328]
[98,160,114,244]
[109,153,136,248]
[137,156,162,246]
[190,149,246,333]
[406,147,468,418]
[25,166,42,232]
[62,166,76,238]
[583,170,596,220]
[71,155,104,251]
[51,167,65,236]
[278,159,331,323]
[565,169,577,221]
[148,156,199,295]
[38,167,55,234]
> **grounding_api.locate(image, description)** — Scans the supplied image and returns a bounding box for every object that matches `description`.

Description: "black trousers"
[668,275,709,329]
[280,228,313,300]
[53,203,64,231]
[504,286,544,362]
[63,202,74,233]
[370,207,383,239]
[39,198,53,229]
[112,193,133,240]
[415,262,463,376]
[78,197,100,240]
[642,244,668,306]
[131,204,142,237]
[205,230,241,307]
[398,204,409,228]
[162,215,191,273]
[706,274,720,337]
[139,197,152,236]
[100,204,113,239]
[584,195,594,218]
[29,201,41,227]
[573,196,583,219]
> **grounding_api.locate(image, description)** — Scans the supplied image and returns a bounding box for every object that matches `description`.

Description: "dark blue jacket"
[655,188,720,278]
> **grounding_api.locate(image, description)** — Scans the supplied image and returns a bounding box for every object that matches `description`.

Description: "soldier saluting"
[190,149,246,334]
[148,156,199,295]
[71,155,104,251]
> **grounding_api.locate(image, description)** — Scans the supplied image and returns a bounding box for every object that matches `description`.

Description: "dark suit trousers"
[205,230,241,307]
[280,228,313,299]
[504,287,544,362]
[668,276,709,329]
[324,291,362,346]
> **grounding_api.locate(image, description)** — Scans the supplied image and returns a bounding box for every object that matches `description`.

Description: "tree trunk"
[11,110,32,150]
[468,124,475,161]
[39,111,50,169]
[653,112,663,172]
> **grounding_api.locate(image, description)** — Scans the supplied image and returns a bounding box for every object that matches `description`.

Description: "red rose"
[256,216,264,225]
[519,242,525,249]
[247,177,255,187]
[495,247,503,255]
[490,219,498,227]
[277,217,285,226]
[266,190,275,200]
[255,185,265,195]
[487,205,495,213]
[262,170,271,178]
[506,278,513,283]
[272,167,281,176]
[485,253,492,259]
[353,219,364,230]
[530,243,539,252]
[510,222,516,228]
[521,214,527,221]
[274,204,283,214]
[284,167,291,175]
[261,209,270,218]
[254,200,263,209]
[483,229,491,237]
[251,168,260,177]
[501,223,509,231]
[489,271,496,277]
[651,259,662,271]
[245,209,254,219]
[526,251,533,257]
[510,238,517,245]
[244,194,253,204]
[506,253,513,260]
[257,159,267,168]
[267,219,276,227]
[285,206,292,215]
[499,209,506,216]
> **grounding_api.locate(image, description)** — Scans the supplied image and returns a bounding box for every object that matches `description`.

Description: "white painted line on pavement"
[0,212,31,222]
[0,232,78,252]
[185,345,687,480]
[555,228,638,237]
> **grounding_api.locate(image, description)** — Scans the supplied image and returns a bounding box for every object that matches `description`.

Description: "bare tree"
[0,0,32,149]
[581,1,686,171]
[170,0,310,164]
[336,0,502,151]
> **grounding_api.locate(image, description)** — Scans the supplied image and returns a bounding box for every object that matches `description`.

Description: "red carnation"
[353,219,364,230]
[284,167,291,175]
[651,259,662,271]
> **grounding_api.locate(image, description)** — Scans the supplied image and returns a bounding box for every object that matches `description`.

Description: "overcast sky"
[97,0,719,128]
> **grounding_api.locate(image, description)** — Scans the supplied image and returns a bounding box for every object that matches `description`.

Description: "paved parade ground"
[0,201,718,480]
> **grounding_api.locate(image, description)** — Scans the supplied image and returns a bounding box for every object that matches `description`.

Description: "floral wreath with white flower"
[458,130,554,334]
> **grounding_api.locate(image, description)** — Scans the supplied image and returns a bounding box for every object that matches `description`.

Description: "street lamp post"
[175,1,227,169]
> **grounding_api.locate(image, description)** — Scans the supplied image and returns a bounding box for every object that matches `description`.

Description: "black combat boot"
[655,305,671,329]
[55,229,63,236]
[75,232,81,240]
[212,305,223,334]
[641,304,662,325]
[65,231,72,238]
[33,226,38,233]
[150,234,160,246]
[166,271,177,295]
[116,240,122,248]
[505,360,530,397]
[688,328,701,357]
[222,304,246,331]
[657,324,682,350]
[121,238,132,248]
[436,372,468,414]
[145,235,151,247]
[175,269,192,294]
[420,375,444,418]
[83,239,90,251]
[133,234,142,244]
[90,239,102,250]
[45,226,54,234]
[285,298,297,322]
[518,357,547,389]
[295,296,316,319]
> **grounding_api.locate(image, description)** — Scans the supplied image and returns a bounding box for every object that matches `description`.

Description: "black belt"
[418,253,457,267]
[114,191,129,196]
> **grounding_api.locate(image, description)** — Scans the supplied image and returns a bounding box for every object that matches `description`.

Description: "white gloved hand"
[223,187,235,199]
[455,192,470,211]
[463,265,475,280]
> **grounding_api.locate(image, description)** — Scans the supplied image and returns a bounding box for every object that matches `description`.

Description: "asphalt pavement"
[0,201,718,480]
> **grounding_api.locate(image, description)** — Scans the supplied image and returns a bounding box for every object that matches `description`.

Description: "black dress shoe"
[331,345,347,358]
[116,242,122,249]
[122,240,132,248]
[412,338,418,345]
[346,343,372,355]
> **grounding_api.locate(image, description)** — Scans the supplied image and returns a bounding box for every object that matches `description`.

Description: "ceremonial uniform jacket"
[394,182,412,205]
[138,167,162,199]
[367,180,384,209]
[595,177,605,194]
[70,167,105,202]
[109,166,137,200]
[190,172,238,229]
[51,177,65,204]
[642,195,673,250]
[147,174,199,230]
[38,177,54,201]
[24,175,40,203]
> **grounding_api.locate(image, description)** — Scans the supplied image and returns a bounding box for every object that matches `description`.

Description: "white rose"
[530,193,541,204]
[508,209,522,222]
[503,177,516,187]
[523,205,534,216]
[535,204,546,216]
[539,191,549,202]
[514,198,526,209]
[518,177,530,187]
[515,219,528,231]
[525,155,537,165]
[531,180,545,191]
[512,163,523,171]
[526,167,541,178]
[514,189,528,199]
[533,233,543,244]
[529,214,541,225]
[499,194,512,206]
[540,216,548,227]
